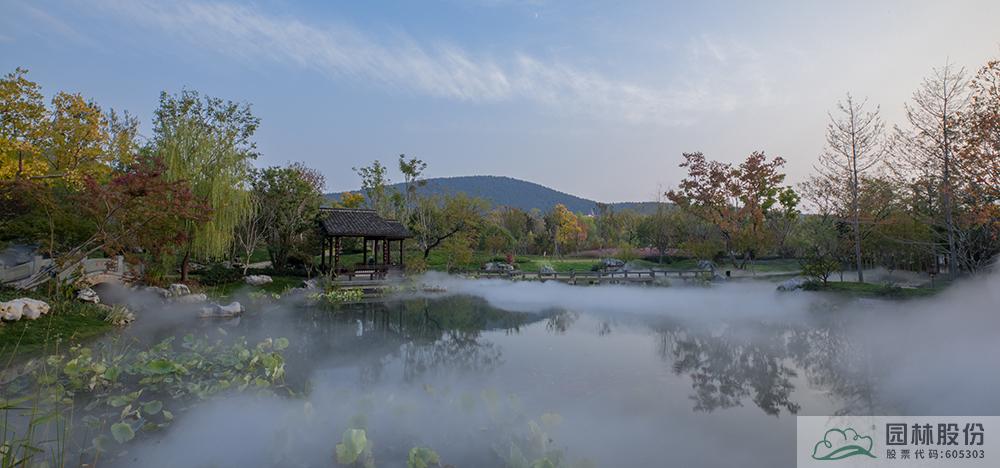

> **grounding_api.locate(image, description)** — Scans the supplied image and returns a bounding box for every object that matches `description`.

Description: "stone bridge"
[0,255,132,287]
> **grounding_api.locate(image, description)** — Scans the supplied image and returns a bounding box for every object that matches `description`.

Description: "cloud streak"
[95,0,767,125]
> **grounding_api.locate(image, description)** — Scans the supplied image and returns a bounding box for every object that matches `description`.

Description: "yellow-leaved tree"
[0,68,48,180]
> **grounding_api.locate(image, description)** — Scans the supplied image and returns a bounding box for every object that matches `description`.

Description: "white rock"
[21,298,50,320]
[245,275,273,286]
[302,279,319,290]
[199,301,243,318]
[484,262,515,272]
[168,283,191,297]
[77,287,100,304]
[539,264,556,274]
[172,293,207,303]
[1,301,23,321]
[141,286,171,298]
[1,298,50,321]
[777,277,808,292]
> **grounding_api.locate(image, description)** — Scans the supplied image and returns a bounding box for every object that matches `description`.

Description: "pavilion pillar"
[334,236,342,272]
[399,239,404,266]
[321,237,327,269]
[363,237,368,265]
[383,238,390,265]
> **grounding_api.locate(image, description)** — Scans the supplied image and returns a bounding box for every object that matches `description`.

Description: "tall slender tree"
[892,62,970,277]
[815,94,886,282]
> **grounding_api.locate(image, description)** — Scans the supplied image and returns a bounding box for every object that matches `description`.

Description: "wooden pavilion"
[317,208,411,276]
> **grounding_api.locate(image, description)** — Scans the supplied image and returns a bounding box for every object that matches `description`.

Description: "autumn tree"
[14,157,208,288]
[955,58,1000,271]
[0,68,47,180]
[811,94,886,281]
[153,89,259,280]
[549,204,586,255]
[667,151,792,269]
[44,92,111,184]
[338,191,366,209]
[892,62,970,277]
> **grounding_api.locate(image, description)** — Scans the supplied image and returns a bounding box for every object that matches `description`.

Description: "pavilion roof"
[317,208,412,239]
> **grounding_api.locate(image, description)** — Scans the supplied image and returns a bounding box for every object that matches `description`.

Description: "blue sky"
[2,0,998,201]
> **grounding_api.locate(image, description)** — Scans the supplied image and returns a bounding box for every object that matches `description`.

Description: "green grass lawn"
[0,289,112,359]
[322,246,805,275]
[808,281,948,299]
[197,275,306,299]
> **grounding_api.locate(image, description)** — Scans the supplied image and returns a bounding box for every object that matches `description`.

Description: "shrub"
[197,263,243,286]
[801,256,839,285]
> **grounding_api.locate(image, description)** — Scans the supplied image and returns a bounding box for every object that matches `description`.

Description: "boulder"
[302,279,319,290]
[777,277,808,292]
[1,298,50,321]
[21,298,50,320]
[199,301,243,318]
[77,287,101,304]
[172,293,207,303]
[245,275,273,286]
[168,283,192,297]
[1,300,23,321]
[600,258,625,271]
[539,264,556,275]
[697,260,716,271]
[141,286,171,299]
[484,262,515,272]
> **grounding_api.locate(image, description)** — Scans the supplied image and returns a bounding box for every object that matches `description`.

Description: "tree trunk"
[851,156,864,283]
[180,249,191,282]
[942,136,959,278]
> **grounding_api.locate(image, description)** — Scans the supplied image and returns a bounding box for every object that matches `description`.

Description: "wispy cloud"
[20,3,99,48]
[94,0,769,125]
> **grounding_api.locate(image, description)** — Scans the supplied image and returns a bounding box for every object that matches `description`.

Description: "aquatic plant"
[407,447,441,468]
[335,428,375,467]
[248,290,282,302]
[308,288,364,304]
[1,335,291,465]
[103,304,135,326]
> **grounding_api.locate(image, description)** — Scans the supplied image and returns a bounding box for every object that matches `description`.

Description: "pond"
[4,273,1000,467]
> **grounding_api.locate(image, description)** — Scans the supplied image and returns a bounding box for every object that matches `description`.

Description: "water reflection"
[272,294,894,419]
[655,324,801,416]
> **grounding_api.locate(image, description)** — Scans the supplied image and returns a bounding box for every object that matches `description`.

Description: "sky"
[2,0,999,202]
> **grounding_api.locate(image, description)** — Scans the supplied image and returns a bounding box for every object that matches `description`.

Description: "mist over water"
[25,271,1000,467]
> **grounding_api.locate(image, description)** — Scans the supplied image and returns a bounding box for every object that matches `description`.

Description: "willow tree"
[152,90,259,280]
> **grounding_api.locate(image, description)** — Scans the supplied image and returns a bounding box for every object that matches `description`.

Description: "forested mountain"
[328,175,660,213]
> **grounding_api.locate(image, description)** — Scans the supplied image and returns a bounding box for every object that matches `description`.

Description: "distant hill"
[327,175,661,214]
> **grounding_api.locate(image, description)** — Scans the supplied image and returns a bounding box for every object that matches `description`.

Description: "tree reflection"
[657,325,801,416]
[545,310,579,334]
[401,330,503,382]
[332,296,537,386]
[653,315,887,416]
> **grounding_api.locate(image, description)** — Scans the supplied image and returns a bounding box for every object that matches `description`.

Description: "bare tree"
[233,189,272,275]
[816,94,886,282]
[892,62,970,278]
